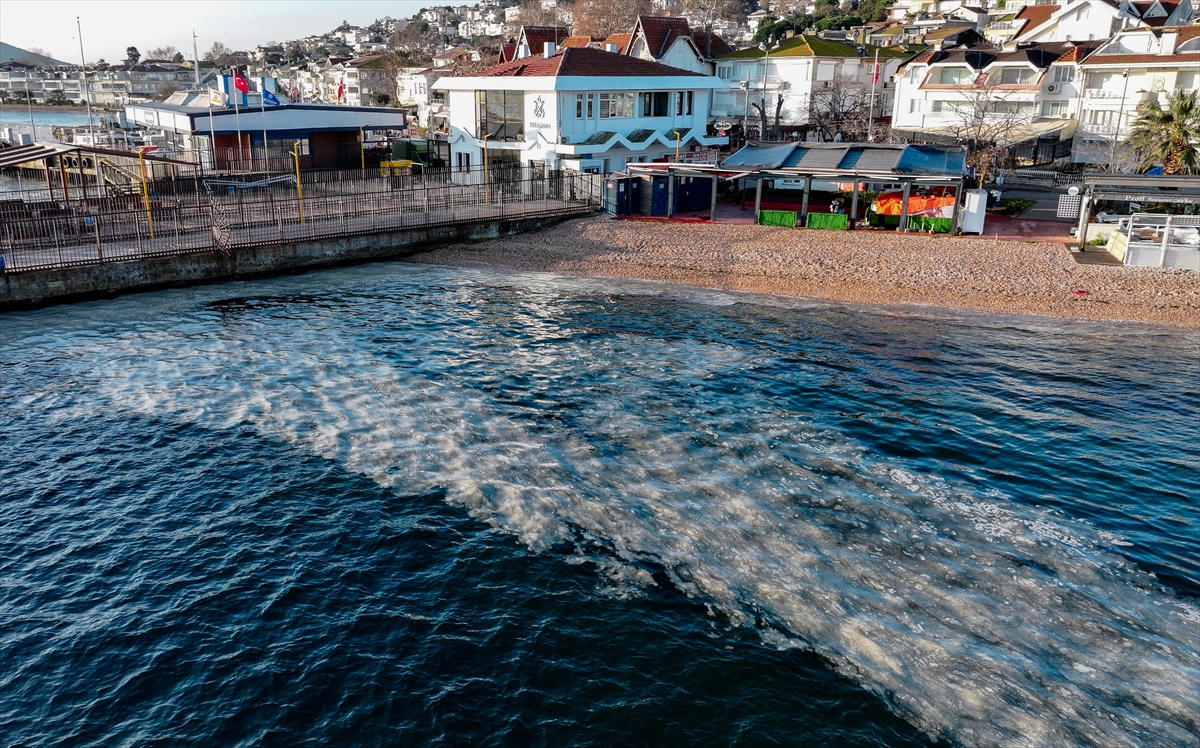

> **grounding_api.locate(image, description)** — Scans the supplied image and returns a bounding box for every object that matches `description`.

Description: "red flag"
[337,81,344,99]
[872,63,880,84]
[233,72,249,94]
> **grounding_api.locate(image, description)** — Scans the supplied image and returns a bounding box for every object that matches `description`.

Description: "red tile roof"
[691,30,734,57]
[499,43,517,63]
[561,35,598,48]
[519,26,571,53]
[634,16,695,59]
[604,32,633,54]
[1083,51,1200,65]
[1014,4,1058,37]
[464,46,708,78]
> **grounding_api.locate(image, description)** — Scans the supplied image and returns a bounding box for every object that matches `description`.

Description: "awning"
[894,119,1076,148]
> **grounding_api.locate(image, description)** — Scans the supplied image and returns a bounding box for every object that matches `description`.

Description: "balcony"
[1083,89,1127,99]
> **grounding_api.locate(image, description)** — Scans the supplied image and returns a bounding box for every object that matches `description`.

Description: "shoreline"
[0,105,116,115]
[406,215,1200,329]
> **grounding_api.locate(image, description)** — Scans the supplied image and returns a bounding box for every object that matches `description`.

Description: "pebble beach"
[411,216,1200,328]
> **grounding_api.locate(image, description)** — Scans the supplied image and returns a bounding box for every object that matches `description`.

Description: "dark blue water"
[1,264,1197,747]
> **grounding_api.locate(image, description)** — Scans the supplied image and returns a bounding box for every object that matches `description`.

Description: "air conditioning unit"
[1047,83,1059,93]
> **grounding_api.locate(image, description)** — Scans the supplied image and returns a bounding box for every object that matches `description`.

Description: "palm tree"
[1127,89,1200,175]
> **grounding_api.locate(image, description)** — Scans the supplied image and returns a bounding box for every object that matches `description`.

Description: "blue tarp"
[720,142,966,177]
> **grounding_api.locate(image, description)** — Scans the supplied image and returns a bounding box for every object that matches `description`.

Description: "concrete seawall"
[0,212,584,309]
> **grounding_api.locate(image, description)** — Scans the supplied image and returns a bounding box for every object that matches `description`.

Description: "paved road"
[990,187,1075,223]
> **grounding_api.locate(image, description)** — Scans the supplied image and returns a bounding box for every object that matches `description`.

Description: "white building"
[433,46,727,173]
[891,40,1098,162]
[1075,24,1200,162]
[712,35,911,138]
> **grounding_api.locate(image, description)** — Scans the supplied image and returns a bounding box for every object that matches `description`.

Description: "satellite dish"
[1068,185,1080,196]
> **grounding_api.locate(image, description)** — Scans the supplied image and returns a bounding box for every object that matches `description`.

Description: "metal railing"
[998,169,1086,187]
[0,170,602,273]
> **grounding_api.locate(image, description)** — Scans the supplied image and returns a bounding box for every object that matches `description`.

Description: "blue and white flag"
[262,89,280,107]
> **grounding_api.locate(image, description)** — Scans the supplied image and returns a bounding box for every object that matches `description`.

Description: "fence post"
[95,214,103,261]
[52,220,65,266]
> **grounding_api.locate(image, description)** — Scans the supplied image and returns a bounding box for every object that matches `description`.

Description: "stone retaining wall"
[0,213,584,309]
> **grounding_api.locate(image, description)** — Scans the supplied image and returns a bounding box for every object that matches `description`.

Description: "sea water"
[0,263,1196,747]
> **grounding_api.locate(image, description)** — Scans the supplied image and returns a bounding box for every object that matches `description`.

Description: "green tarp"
[758,209,797,227]
[806,212,849,230]
[908,216,953,233]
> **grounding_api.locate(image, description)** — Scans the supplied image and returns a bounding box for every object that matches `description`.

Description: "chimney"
[518,42,530,58]
[606,43,617,52]
[1002,39,1018,52]
[544,41,556,58]
[1158,30,1178,55]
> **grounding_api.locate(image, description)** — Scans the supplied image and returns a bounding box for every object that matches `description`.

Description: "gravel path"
[409,216,1200,328]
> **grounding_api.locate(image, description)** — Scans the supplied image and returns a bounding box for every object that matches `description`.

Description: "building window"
[1086,109,1117,126]
[1041,101,1067,116]
[576,93,594,118]
[477,89,524,141]
[930,100,948,112]
[1053,66,1076,83]
[717,65,733,79]
[909,99,921,113]
[937,67,973,85]
[995,67,1036,85]
[908,66,924,84]
[600,92,635,118]
[641,91,669,117]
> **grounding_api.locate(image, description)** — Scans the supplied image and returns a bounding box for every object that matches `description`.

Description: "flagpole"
[260,80,269,171]
[208,93,216,171]
[867,48,879,143]
[231,68,244,170]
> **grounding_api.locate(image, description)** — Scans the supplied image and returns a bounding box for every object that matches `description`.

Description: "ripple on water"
[0,264,1196,748]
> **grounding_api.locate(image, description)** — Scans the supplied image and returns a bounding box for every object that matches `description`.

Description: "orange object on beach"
[872,186,957,217]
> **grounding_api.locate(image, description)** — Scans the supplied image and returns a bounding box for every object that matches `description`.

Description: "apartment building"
[890,41,1098,162]
[1074,24,1200,162]
[712,35,910,138]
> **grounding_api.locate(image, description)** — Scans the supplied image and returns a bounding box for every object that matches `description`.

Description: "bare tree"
[749,92,785,139]
[933,79,1029,183]
[516,3,563,27]
[573,0,653,39]
[809,74,871,141]
[146,45,179,61]
[676,0,743,55]
[204,42,236,65]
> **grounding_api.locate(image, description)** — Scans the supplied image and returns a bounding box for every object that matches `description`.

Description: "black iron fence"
[0,170,602,273]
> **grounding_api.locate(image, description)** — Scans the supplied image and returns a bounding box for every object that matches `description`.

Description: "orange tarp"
[872,186,956,217]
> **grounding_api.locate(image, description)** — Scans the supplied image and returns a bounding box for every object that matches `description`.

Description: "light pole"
[755,38,778,140]
[672,129,683,162]
[866,47,880,142]
[137,146,157,238]
[1109,67,1130,171]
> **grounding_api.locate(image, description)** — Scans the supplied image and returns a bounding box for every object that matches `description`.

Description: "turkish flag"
[233,72,249,94]
[337,81,344,99]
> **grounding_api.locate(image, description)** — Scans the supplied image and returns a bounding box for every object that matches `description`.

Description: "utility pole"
[76,16,103,197]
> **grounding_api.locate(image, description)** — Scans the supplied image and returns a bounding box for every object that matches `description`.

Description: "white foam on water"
[25,295,1200,748]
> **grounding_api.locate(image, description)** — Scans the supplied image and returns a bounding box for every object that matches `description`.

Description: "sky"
[1,0,428,64]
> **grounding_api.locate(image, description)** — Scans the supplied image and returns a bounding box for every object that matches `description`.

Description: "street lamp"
[671,129,684,162]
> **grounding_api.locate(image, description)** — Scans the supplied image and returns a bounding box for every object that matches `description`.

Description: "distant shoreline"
[0,105,119,115]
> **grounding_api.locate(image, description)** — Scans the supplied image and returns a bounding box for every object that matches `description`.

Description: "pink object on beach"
[1072,290,1090,296]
